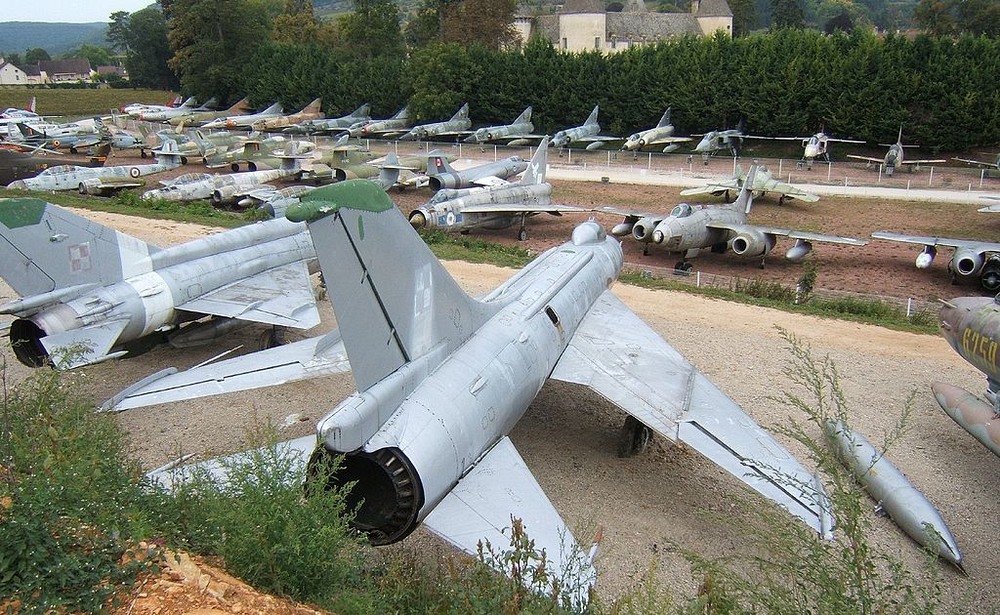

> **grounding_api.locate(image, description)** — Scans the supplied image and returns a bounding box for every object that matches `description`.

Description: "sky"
[3,1,155,24]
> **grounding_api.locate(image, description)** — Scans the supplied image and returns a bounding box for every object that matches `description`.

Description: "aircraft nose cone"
[8,180,26,190]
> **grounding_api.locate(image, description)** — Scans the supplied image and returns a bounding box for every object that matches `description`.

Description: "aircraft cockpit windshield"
[39,165,78,175]
[670,203,693,218]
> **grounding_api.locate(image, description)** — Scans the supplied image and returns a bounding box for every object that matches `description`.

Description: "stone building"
[516,0,733,53]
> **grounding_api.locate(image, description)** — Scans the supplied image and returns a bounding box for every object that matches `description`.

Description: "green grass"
[0,89,176,119]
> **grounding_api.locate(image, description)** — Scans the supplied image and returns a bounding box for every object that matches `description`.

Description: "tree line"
[104,1,1000,151]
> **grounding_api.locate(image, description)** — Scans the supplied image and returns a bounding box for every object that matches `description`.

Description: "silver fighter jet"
[0,198,319,369]
[397,103,472,141]
[550,105,620,150]
[463,106,540,146]
[423,151,528,191]
[621,107,691,153]
[408,137,587,240]
[108,179,831,605]
[604,165,866,261]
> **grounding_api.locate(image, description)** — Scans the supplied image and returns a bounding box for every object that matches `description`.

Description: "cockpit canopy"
[670,203,693,218]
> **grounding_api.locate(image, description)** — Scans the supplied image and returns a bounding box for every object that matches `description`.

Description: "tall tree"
[728,0,757,36]
[440,0,518,50]
[770,0,805,29]
[23,48,51,64]
[165,0,277,102]
[107,8,178,90]
[338,0,405,59]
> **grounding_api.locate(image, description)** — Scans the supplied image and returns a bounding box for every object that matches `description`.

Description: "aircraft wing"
[870,231,1000,252]
[900,158,947,165]
[176,260,320,329]
[645,135,692,146]
[954,156,998,169]
[760,180,821,202]
[679,179,739,196]
[575,135,621,143]
[708,222,868,246]
[846,154,885,164]
[550,290,831,535]
[471,176,511,188]
[102,329,349,412]
[91,177,146,190]
[423,436,595,608]
[459,203,589,215]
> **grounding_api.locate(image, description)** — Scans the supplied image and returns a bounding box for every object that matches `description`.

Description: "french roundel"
[445,211,455,226]
[129,167,141,178]
[52,140,60,147]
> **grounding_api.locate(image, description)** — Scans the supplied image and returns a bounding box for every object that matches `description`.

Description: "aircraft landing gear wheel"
[674,261,692,273]
[258,326,287,350]
[518,228,528,241]
[617,416,652,458]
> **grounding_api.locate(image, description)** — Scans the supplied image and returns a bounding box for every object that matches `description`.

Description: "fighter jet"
[424,151,528,191]
[869,231,1000,292]
[202,101,284,130]
[204,136,315,171]
[408,137,587,240]
[106,180,831,605]
[350,105,412,139]
[14,121,104,153]
[603,165,866,261]
[0,96,38,120]
[932,295,1000,457]
[398,103,472,141]
[773,130,865,170]
[463,106,540,146]
[0,144,109,186]
[141,163,298,204]
[679,164,820,205]
[282,103,371,135]
[167,97,252,127]
[139,97,218,122]
[124,96,196,119]
[7,141,183,195]
[251,98,323,132]
[620,107,691,153]
[952,152,1000,173]
[0,198,319,369]
[847,127,945,176]
[691,119,765,163]
[550,105,620,150]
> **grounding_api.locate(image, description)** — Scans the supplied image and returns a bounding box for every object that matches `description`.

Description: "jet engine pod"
[308,445,424,545]
[631,217,659,242]
[951,247,984,279]
[730,227,776,258]
[980,255,1000,292]
[212,185,240,205]
[408,209,428,230]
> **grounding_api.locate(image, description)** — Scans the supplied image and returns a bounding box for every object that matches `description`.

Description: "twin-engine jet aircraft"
[107,179,831,607]
[0,199,319,369]
[870,232,1000,292]
[602,165,866,263]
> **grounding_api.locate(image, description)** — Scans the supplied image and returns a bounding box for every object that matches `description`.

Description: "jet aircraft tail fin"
[27,96,36,113]
[656,107,671,128]
[519,136,549,185]
[287,181,497,392]
[152,139,183,168]
[351,103,371,118]
[734,165,758,214]
[301,98,322,114]
[451,103,470,121]
[584,105,599,126]
[89,142,112,166]
[226,97,250,113]
[0,198,159,300]
[376,152,401,189]
[427,150,455,175]
[514,106,532,124]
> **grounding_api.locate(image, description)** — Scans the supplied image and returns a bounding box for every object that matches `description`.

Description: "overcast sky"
[2,1,155,23]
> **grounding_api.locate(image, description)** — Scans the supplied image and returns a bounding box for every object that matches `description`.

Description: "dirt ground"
[3,152,1000,611]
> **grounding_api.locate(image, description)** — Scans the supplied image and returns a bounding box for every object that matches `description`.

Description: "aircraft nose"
[651,220,679,247]
[8,180,26,190]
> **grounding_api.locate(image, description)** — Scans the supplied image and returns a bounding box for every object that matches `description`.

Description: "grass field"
[0,88,177,117]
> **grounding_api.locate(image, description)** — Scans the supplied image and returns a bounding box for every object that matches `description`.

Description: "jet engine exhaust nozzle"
[9,318,48,367]
[408,210,427,229]
[309,446,423,545]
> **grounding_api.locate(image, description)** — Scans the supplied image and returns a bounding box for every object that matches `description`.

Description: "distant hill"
[0,22,108,57]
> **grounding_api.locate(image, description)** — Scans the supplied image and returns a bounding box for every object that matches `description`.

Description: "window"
[595,37,601,49]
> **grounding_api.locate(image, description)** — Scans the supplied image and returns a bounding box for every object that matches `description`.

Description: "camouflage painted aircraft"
[621,107,691,153]
[550,105,620,150]
[603,165,865,261]
[679,164,820,205]
[282,103,371,135]
[463,106,539,146]
[167,97,251,127]
[350,105,412,139]
[142,164,298,204]
[251,98,323,132]
[408,137,587,240]
[691,119,769,163]
[398,103,472,141]
[0,198,319,369]
[7,141,183,195]
[202,101,284,130]
[204,136,315,171]
[107,180,831,608]
[847,127,945,176]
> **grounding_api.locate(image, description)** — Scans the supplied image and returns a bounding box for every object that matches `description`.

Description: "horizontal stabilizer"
[176,260,320,329]
[423,436,594,609]
[41,318,129,369]
[550,291,829,535]
[103,329,349,412]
